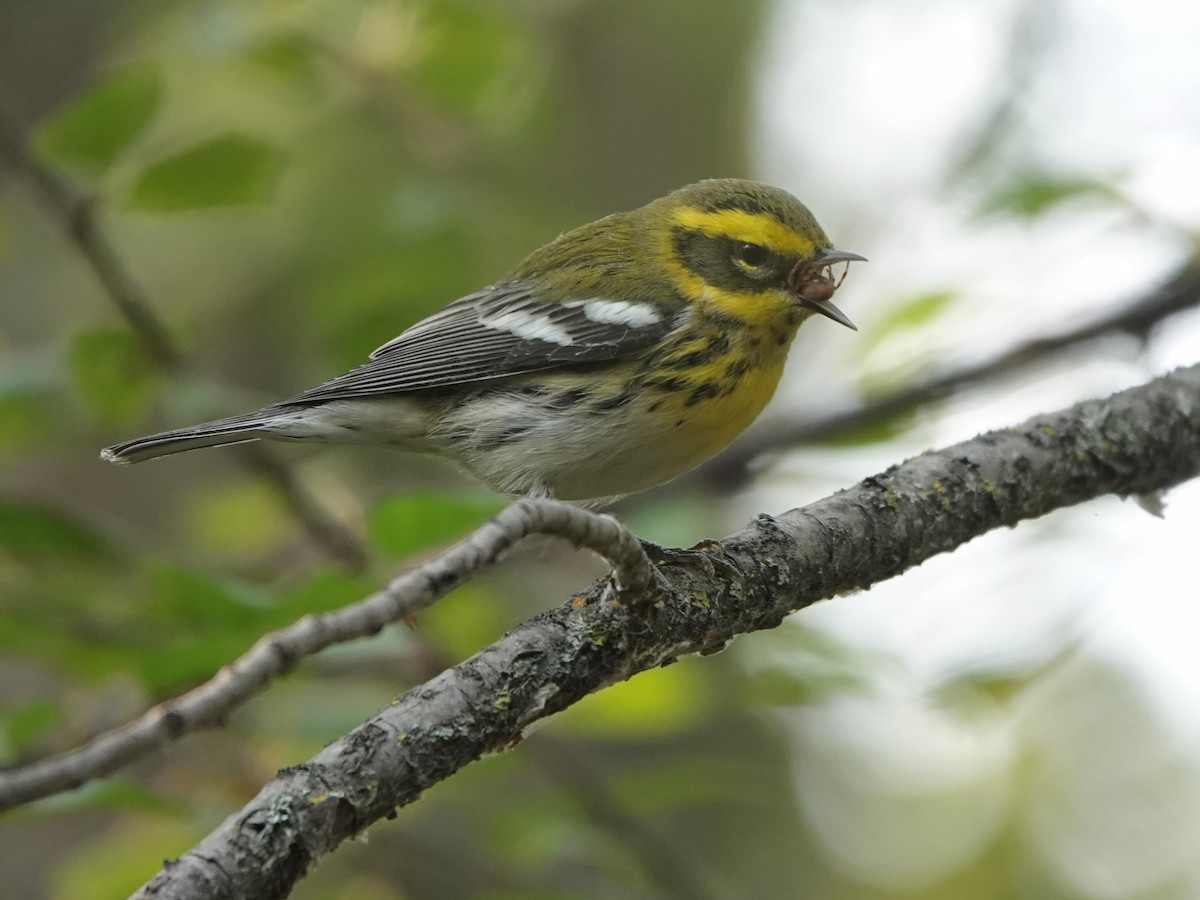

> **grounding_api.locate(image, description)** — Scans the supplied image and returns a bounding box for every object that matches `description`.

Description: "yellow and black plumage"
[102,179,864,502]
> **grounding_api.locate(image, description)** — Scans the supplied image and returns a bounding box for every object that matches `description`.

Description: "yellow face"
[652,180,850,331]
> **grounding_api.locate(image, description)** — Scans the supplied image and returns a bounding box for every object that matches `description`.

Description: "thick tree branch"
[0,500,652,812]
[0,106,367,570]
[700,262,1200,488]
[124,363,1200,900]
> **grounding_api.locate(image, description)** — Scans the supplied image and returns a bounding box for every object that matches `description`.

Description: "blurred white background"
[738,0,1200,895]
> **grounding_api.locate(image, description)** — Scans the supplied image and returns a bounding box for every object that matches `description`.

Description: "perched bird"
[102,179,863,502]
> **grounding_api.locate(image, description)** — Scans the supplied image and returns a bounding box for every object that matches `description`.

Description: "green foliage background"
[0,2,794,897]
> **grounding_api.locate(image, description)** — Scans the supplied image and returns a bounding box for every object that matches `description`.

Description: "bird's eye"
[736,242,769,267]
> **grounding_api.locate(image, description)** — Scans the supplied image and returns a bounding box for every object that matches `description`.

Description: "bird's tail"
[100,411,276,464]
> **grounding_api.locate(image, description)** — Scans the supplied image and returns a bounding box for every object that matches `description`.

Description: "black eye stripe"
[671,227,783,291]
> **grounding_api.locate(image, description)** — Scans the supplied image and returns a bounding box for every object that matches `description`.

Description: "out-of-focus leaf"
[980,172,1114,219]
[866,291,957,345]
[612,757,761,814]
[934,671,1034,719]
[933,648,1076,720]
[552,662,708,737]
[367,492,506,559]
[483,800,593,871]
[273,570,377,621]
[51,815,198,900]
[742,623,874,706]
[245,32,321,85]
[1,700,61,758]
[309,228,474,370]
[747,665,865,707]
[818,408,921,448]
[68,327,159,424]
[144,564,269,628]
[0,498,113,565]
[138,632,260,694]
[421,582,511,659]
[127,566,275,691]
[125,134,284,211]
[183,478,294,558]
[0,614,132,682]
[409,3,530,117]
[37,779,176,815]
[34,65,161,175]
[0,394,56,455]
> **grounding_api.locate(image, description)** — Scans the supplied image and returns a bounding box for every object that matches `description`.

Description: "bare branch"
[0,106,181,370]
[122,362,1200,899]
[0,499,652,812]
[0,104,367,570]
[701,262,1200,488]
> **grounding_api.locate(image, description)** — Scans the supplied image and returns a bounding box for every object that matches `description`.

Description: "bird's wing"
[278,282,679,405]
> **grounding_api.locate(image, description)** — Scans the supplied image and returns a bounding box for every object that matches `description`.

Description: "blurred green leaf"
[980,172,1114,219]
[870,290,957,341]
[1,700,61,758]
[817,409,921,448]
[51,815,198,900]
[368,492,506,559]
[747,665,864,707]
[138,633,259,693]
[309,228,474,369]
[34,65,161,175]
[273,569,377,621]
[743,624,873,707]
[144,564,269,627]
[245,32,322,85]
[69,327,159,424]
[410,2,530,117]
[183,478,294,559]
[125,134,284,211]
[421,582,511,659]
[553,662,708,737]
[0,394,57,455]
[612,757,763,814]
[134,570,275,692]
[37,779,177,816]
[0,498,113,565]
[934,671,1032,718]
[483,800,592,871]
[933,648,1076,720]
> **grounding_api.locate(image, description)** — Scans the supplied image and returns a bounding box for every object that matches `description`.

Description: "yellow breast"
[663,344,789,471]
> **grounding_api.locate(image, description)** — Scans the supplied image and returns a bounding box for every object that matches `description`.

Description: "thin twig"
[701,261,1200,488]
[0,103,368,569]
[0,108,180,369]
[0,499,654,811]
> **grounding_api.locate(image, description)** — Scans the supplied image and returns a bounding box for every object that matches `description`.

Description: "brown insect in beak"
[786,248,866,330]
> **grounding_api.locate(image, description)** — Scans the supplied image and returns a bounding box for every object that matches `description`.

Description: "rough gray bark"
[135,363,1200,900]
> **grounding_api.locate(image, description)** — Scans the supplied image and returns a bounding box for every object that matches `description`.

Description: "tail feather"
[101,412,273,464]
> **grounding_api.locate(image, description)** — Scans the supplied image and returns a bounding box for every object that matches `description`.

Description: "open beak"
[800,294,857,330]
[792,248,866,331]
[814,248,868,266]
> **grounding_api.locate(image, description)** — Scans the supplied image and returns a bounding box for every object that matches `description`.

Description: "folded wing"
[279,282,679,405]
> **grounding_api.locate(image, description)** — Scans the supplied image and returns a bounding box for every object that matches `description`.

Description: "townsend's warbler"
[102,179,864,502]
